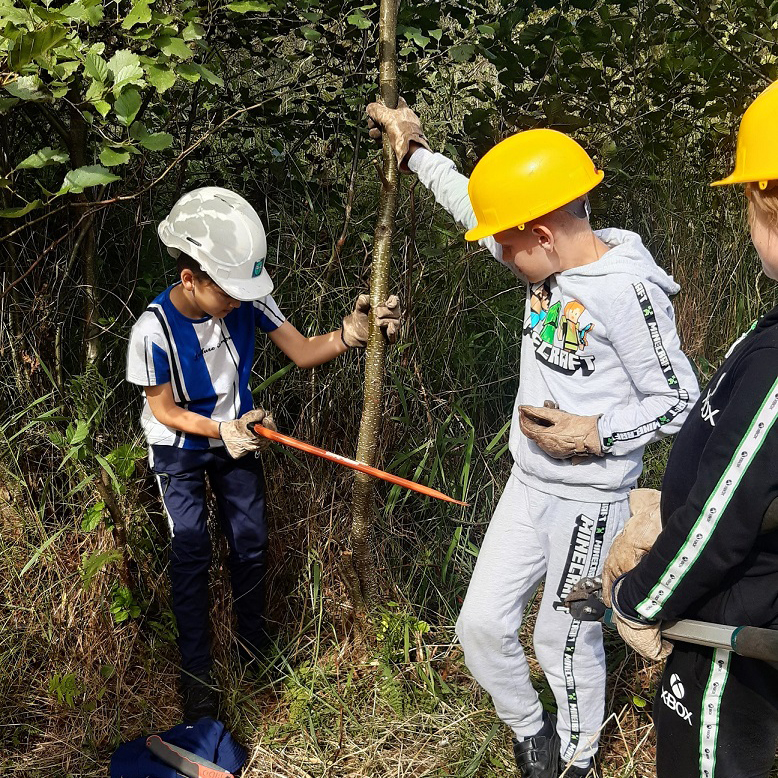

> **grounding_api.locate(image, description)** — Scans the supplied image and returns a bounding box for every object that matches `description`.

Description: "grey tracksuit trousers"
[456,475,628,768]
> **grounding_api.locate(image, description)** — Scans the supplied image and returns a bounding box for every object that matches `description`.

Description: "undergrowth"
[3,88,778,778]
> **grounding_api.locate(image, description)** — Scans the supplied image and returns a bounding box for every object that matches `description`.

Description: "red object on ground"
[250,424,468,507]
[145,735,234,778]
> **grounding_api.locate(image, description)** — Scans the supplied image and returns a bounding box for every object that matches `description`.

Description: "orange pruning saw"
[249,423,468,507]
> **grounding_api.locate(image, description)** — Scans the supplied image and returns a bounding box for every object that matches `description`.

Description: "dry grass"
[0,461,669,778]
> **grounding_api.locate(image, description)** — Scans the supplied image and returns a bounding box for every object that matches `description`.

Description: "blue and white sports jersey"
[126,283,285,449]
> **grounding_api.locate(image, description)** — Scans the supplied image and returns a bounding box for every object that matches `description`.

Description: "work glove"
[341,294,402,348]
[366,97,431,171]
[219,409,276,458]
[518,404,603,459]
[611,577,673,661]
[602,488,662,607]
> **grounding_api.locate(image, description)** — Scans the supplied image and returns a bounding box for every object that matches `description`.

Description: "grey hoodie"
[410,149,700,502]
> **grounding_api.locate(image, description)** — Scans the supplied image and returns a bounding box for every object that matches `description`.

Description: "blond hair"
[746,181,778,231]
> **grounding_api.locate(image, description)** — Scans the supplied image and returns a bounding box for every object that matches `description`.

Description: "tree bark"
[348,0,400,608]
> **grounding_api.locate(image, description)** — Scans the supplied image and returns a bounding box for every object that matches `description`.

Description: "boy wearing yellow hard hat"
[367,100,700,777]
[603,81,778,778]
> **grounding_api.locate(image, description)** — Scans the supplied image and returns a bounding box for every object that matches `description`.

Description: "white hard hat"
[158,187,273,301]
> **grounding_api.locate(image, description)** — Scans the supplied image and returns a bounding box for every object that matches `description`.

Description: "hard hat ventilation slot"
[186,237,202,247]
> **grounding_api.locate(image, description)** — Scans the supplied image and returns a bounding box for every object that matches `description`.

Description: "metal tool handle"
[602,610,778,661]
[146,735,234,778]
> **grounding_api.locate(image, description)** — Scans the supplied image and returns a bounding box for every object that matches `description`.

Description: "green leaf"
[632,695,647,708]
[449,44,475,62]
[85,50,109,82]
[411,30,430,48]
[80,549,122,589]
[226,1,272,12]
[108,50,144,91]
[53,59,81,80]
[81,501,105,532]
[176,64,201,82]
[346,10,371,29]
[93,99,110,118]
[429,28,442,41]
[105,444,145,480]
[114,87,142,126]
[157,35,194,60]
[9,26,69,70]
[68,419,91,446]
[4,75,49,101]
[95,454,120,492]
[62,0,104,25]
[15,147,69,171]
[0,3,30,24]
[122,0,153,29]
[300,26,320,41]
[129,121,148,141]
[191,64,222,86]
[61,166,120,194]
[139,131,173,151]
[182,21,204,41]
[84,78,105,102]
[21,528,67,577]
[0,200,41,218]
[99,147,131,166]
[0,97,20,114]
[145,63,176,92]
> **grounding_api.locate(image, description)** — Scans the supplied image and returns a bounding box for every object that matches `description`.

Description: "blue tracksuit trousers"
[150,444,269,678]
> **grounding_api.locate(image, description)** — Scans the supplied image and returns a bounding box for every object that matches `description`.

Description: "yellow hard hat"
[464,128,604,242]
[711,80,778,189]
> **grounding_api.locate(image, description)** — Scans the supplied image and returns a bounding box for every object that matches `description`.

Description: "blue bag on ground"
[110,717,246,777]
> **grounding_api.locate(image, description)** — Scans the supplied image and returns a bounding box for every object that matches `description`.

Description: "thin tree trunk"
[348,0,400,608]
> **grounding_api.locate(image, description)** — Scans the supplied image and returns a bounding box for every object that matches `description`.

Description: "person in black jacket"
[602,80,778,778]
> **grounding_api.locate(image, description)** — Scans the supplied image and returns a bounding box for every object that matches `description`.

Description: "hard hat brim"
[214,269,274,301]
[710,172,778,187]
[463,170,604,242]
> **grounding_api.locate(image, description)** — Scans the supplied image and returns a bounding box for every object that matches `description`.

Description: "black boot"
[181,673,219,722]
[512,712,560,778]
[236,631,287,680]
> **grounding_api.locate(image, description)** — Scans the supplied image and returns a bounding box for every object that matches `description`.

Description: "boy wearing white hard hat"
[126,187,400,720]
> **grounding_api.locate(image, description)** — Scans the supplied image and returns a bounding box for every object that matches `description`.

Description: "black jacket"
[619,305,778,628]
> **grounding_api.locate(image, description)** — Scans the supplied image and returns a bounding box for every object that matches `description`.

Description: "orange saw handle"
[249,424,468,506]
[146,735,234,778]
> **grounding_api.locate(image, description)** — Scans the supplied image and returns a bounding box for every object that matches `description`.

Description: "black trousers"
[151,444,269,678]
[655,641,778,778]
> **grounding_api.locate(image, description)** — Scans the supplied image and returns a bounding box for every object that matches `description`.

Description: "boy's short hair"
[747,181,778,229]
[176,252,213,283]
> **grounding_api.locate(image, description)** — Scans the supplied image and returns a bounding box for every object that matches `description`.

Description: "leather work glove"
[611,577,673,661]
[219,409,276,458]
[366,97,431,171]
[602,488,662,607]
[341,294,402,348]
[518,404,603,460]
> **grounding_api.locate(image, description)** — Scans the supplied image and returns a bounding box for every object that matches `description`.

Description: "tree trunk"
[348,0,400,608]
